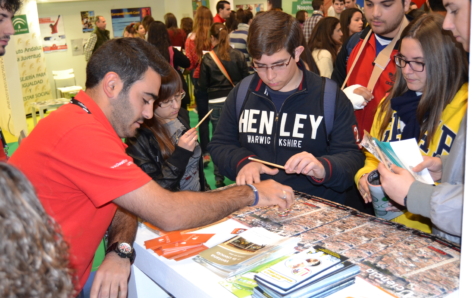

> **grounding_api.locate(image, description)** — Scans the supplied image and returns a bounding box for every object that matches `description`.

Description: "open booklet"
[360,131,434,185]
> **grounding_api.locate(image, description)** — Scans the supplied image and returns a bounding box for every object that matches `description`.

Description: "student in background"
[296,10,308,28]
[328,0,345,19]
[165,12,187,49]
[303,0,324,43]
[134,22,146,39]
[308,17,342,78]
[148,21,191,118]
[356,14,468,240]
[141,15,155,38]
[226,10,239,32]
[126,70,208,192]
[185,6,214,166]
[214,0,231,23]
[230,8,254,72]
[199,23,249,188]
[340,8,365,44]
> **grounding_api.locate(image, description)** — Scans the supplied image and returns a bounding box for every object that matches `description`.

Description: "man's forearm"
[117,184,253,232]
[107,207,138,245]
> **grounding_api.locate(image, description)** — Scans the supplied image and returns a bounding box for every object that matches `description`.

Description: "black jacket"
[126,115,208,191]
[199,45,249,99]
[208,66,364,203]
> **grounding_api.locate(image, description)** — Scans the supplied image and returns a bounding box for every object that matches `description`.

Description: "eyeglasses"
[394,55,425,72]
[252,56,293,73]
[158,91,186,108]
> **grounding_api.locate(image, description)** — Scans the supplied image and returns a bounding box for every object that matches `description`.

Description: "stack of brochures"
[194,227,300,278]
[144,231,215,261]
[252,245,360,298]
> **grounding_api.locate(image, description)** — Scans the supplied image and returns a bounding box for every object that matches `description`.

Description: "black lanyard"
[70,98,91,114]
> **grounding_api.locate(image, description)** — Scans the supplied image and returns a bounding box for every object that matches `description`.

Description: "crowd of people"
[0,0,472,296]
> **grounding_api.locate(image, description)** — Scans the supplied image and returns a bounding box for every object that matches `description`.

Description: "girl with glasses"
[126,70,209,192]
[355,14,468,234]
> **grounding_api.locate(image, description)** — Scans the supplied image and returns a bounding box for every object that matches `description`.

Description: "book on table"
[194,227,300,278]
[253,245,360,298]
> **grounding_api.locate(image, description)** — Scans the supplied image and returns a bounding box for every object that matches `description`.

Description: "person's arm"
[84,33,97,62]
[185,36,199,70]
[113,179,294,231]
[90,207,137,298]
[173,48,191,69]
[198,54,211,93]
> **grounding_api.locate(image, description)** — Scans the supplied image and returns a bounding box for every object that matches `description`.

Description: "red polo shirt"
[213,14,226,23]
[9,91,151,291]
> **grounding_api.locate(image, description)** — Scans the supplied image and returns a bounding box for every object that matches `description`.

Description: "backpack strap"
[235,74,255,119]
[322,77,338,141]
[210,50,235,87]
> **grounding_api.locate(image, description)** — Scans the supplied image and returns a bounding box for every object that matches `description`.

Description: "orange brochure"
[172,245,209,261]
[159,233,215,250]
[144,231,184,250]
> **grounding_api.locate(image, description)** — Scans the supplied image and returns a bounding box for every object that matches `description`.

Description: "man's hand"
[378,163,415,206]
[353,86,374,104]
[412,156,442,181]
[236,162,279,185]
[90,252,131,298]
[284,152,325,179]
[177,128,198,152]
[254,179,295,210]
[358,173,372,203]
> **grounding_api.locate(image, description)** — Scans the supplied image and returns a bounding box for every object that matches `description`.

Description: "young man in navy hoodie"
[209,10,365,205]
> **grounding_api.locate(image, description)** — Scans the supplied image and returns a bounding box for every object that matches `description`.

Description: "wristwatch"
[106,242,136,264]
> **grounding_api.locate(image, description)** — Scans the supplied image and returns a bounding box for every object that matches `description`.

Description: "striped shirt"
[230,23,253,73]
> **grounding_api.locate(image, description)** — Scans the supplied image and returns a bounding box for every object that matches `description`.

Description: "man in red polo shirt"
[9,38,294,297]
[213,0,231,23]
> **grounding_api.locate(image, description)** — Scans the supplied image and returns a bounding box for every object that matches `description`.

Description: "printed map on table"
[226,191,460,298]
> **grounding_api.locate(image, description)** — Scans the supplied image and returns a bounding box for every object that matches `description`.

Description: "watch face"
[118,243,132,254]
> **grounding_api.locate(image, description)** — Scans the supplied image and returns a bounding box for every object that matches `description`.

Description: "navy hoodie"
[208,66,364,203]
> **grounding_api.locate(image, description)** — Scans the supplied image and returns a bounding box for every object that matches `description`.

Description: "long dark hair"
[210,23,231,61]
[192,6,213,58]
[143,70,183,159]
[180,17,193,36]
[377,14,468,145]
[308,17,341,64]
[147,21,171,62]
[340,8,363,42]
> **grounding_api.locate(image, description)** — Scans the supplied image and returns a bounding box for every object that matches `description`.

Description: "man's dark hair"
[312,0,324,10]
[85,38,171,95]
[240,9,253,24]
[216,0,230,12]
[0,0,22,13]
[428,0,446,12]
[267,0,282,10]
[248,10,302,60]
